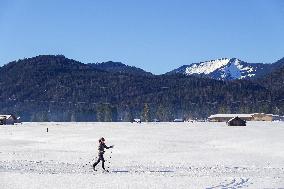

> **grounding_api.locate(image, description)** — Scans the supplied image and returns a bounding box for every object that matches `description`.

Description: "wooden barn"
[252,113,273,121]
[132,118,141,123]
[227,116,246,126]
[208,113,275,122]
[208,114,253,122]
[0,115,19,125]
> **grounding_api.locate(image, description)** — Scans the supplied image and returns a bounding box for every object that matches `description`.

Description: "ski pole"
[107,150,113,169]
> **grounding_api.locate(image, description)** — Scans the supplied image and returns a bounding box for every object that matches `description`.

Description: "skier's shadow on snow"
[111,170,174,173]
[112,170,129,173]
[206,178,252,189]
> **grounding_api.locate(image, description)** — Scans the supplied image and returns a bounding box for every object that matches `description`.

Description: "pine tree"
[156,104,173,122]
[103,104,112,122]
[142,103,150,122]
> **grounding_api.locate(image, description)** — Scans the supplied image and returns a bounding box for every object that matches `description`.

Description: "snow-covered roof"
[208,114,253,119]
[0,115,12,119]
[252,113,274,117]
[173,119,184,122]
[227,116,246,123]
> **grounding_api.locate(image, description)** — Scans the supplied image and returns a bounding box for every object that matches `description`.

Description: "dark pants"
[93,153,105,170]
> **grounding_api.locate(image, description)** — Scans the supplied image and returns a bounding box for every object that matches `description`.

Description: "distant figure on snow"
[93,137,114,171]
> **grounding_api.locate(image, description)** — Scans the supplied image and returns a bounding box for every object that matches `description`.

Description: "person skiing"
[93,137,114,171]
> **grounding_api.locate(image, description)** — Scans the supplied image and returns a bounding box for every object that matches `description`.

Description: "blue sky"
[0,0,284,74]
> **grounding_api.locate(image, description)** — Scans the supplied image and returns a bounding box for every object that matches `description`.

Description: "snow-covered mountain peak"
[185,58,231,75]
[219,58,256,79]
[168,58,267,80]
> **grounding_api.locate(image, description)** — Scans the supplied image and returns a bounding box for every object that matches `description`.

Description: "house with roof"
[0,115,19,125]
[208,114,253,122]
[208,113,275,122]
[227,116,246,126]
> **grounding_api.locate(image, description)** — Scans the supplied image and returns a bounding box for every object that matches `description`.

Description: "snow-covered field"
[0,122,284,189]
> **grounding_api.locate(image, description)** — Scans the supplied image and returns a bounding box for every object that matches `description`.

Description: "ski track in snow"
[0,160,283,185]
[2,160,284,188]
[206,178,250,189]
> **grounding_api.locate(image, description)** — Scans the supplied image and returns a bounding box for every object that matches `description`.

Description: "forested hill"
[257,57,284,107]
[0,55,283,122]
[87,61,153,76]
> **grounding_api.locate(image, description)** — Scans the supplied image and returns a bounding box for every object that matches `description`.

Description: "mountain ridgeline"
[0,55,283,122]
[87,61,153,76]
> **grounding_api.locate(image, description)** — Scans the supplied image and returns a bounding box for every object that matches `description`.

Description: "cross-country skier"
[93,137,114,171]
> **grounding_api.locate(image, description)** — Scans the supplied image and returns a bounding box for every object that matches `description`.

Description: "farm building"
[252,113,273,121]
[0,115,19,125]
[208,114,253,122]
[227,117,246,126]
[208,113,275,122]
[132,118,141,123]
[173,118,184,122]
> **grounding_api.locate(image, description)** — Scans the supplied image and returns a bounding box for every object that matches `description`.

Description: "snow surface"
[1,122,284,189]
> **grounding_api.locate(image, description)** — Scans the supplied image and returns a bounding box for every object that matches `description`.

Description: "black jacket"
[98,142,111,154]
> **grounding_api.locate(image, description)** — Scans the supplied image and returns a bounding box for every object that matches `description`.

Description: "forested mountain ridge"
[87,61,153,76]
[0,55,283,121]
